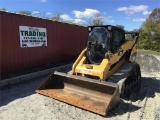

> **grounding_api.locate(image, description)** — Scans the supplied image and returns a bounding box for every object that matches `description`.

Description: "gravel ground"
[0,53,160,120]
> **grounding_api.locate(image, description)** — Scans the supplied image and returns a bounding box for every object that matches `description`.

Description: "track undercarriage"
[108,63,141,97]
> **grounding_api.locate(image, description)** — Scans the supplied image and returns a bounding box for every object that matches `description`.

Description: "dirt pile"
[136,52,160,72]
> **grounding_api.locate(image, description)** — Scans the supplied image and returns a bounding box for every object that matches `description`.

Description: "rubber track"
[108,63,138,96]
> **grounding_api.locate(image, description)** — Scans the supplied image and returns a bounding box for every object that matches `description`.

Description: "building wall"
[0,11,88,74]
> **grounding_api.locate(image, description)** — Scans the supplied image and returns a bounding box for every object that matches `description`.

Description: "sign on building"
[19,26,47,48]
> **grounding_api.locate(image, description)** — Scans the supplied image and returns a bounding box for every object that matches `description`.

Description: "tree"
[19,11,32,15]
[116,24,124,30]
[1,8,6,11]
[51,13,62,21]
[138,8,160,52]
[132,29,139,32]
[149,8,160,23]
[89,14,104,26]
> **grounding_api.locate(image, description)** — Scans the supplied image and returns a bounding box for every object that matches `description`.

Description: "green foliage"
[116,24,124,30]
[1,8,6,11]
[138,49,160,56]
[19,11,32,15]
[137,8,160,52]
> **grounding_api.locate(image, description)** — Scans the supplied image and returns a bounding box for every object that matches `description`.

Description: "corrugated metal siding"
[0,11,88,74]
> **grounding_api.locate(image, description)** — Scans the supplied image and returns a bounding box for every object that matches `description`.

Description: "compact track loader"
[36,25,141,116]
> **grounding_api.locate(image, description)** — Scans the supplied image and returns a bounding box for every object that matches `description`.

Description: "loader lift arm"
[72,25,139,81]
[36,25,141,116]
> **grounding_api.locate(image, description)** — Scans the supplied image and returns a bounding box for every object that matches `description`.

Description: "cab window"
[112,30,124,53]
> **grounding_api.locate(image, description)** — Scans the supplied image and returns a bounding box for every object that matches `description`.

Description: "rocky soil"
[0,53,160,120]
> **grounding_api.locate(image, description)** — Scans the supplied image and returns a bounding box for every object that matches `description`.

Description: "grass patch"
[137,49,160,56]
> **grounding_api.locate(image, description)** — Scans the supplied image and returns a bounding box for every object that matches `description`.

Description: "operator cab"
[86,25,125,64]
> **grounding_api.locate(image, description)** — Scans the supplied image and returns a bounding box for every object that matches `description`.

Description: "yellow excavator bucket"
[36,71,120,116]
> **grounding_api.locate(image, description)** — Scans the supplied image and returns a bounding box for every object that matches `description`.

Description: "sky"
[0,0,159,31]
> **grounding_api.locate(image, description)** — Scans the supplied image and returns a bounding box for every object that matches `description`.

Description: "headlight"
[88,27,91,32]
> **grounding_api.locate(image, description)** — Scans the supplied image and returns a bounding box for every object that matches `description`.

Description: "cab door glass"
[113,31,123,53]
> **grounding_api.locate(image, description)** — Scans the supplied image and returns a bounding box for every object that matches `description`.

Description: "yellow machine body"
[36,25,140,116]
[72,36,137,80]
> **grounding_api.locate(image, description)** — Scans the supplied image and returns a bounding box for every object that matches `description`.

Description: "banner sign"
[19,26,47,48]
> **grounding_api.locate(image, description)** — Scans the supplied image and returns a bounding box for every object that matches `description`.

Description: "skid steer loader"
[36,25,141,116]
